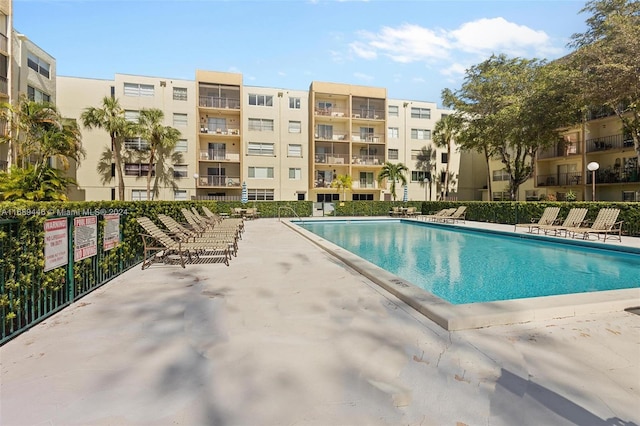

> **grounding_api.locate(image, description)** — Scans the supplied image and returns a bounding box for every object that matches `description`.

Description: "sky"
[13,0,591,107]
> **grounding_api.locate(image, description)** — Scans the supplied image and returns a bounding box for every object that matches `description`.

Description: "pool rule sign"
[74,215,98,261]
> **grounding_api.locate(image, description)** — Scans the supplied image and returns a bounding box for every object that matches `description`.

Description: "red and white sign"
[74,215,98,261]
[103,214,120,251]
[44,218,68,272]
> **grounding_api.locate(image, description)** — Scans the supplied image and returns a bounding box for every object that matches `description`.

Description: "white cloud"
[353,72,374,82]
[440,63,468,78]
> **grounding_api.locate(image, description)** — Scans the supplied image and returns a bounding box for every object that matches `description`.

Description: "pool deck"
[1,218,639,425]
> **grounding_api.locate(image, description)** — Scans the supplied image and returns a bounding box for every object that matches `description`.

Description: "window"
[353,193,374,201]
[289,168,301,180]
[288,144,302,157]
[124,110,139,122]
[441,153,448,164]
[492,169,510,181]
[173,113,187,127]
[525,190,539,201]
[248,189,274,201]
[388,105,399,117]
[411,107,431,119]
[173,87,188,101]
[248,166,274,178]
[359,172,374,189]
[247,142,274,156]
[316,124,333,139]
[124,137,148,151]
[289,97,301,109]
[360,127,374,141]
[388,149,399,160]
[411,128,431,140]
[410,150,422,161]
[388,127,399,139]
[27,53,50,78]
[174,190,187,201]
[248,118,274,131]
[124,82,154,97]
[248,93,273,106]
[492,192,509,201]
[131,190,148,201]
[288,121,301,133]
[411,171,431,182]
[27,86,50,103]
[173,164,188,178]
[125,163,153,176]
[174,139,188,152]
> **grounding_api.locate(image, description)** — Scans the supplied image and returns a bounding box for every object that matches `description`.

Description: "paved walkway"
[1,218,639,425]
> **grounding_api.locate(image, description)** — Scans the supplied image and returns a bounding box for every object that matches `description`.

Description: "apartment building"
[56,71,458,203]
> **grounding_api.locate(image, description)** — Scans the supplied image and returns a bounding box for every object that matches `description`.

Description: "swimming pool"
[298,220,640,304]
[288,218,640,329]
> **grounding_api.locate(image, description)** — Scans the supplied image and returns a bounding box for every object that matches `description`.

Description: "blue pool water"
[299,220,640,304]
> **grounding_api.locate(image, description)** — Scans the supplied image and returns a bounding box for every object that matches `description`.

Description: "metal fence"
[0,214,142,344]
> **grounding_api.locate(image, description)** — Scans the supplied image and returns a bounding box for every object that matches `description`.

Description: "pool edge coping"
[283,217,640,331]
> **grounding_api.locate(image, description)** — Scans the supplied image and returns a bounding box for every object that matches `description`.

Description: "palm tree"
[136,108,182,200]
[377,162,408,201]
[415,145,436,200]
[81,97,130,201]
[433,114,460,200]
[330,174,353,201]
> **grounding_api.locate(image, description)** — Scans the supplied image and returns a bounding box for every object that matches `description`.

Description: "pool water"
[299,220,640,304]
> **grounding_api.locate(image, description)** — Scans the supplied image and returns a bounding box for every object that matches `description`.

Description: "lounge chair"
[424,208,456,222]
[182,208,244,235]
[405,206,418,217]
[157,214,239,256]
[136,217,231,269]
[563,208,623,242]
[442,206,467,223]
[388,206,402,217]
[514,207,560,233]
[537,208,588,237]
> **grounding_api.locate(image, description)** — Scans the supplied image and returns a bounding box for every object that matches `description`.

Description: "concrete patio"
[1,218,639,425]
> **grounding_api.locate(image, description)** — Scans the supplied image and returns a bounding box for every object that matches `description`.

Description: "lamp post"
[193,173,199,200]
[587,162,599,201]
[423,177,429,201]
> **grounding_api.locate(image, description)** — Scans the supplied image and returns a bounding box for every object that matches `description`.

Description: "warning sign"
[44,218,68,272]
[74,215,98,261]
[103,214,120,251]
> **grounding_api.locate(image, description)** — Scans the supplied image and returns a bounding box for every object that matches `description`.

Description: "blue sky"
[14,0,590,107]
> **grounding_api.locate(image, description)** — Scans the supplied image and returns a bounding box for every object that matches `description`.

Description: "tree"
[432,113,461,200]
[414,145,436,200]
[81,97,131,201]
[0,164,76,201]
[443,55,580,200]
[569,0,640,162]
[136,108,182,200]
[330,174,353,201]
[377,161,408,201]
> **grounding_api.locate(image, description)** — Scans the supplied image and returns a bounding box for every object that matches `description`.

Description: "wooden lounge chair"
[537,208,588,237]
[514,207,560,233]
[157,214,239,256]
[182,208,244,235]
[442,206,467,223]
[424,208,456,222]
[563,208,623,242]
[136,217,231,269]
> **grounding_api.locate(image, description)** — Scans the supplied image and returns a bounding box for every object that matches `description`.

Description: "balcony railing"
[351,133,384,143]
[587,166,640,184]
[351,155,384,166]
[315,133,348,141]
[314,106,347,117]
[351,108,384,120]
[199,96,241,109]
[538,142,581,159]
[199,126,240,136]
[537,172,583,187]
[586,133,635,152]
[314,153,349,165]
[198,175,241,187]
[199,150,240,162]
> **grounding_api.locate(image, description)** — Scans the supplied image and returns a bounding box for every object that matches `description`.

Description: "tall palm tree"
[136,108,182,200]
[415,145,436,200]
[433,114,460,200]
[81,97,129,201]
[377,161,408,201]
[330,174,353,201]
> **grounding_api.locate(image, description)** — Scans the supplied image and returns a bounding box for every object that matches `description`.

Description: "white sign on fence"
[103,214,120,251]
[74,215,98,261]
[44,218,68,272]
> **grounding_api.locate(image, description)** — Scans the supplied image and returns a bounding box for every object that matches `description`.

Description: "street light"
[423,177,429,201]
[587,162,599,201]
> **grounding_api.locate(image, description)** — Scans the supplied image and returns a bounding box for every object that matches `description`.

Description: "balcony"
[199,96,240,110]
[587,165,640,184]
[351,133,384,143]
[314,153,349,165]
[198,175,241,187]
[351,155,383,166]
[538,142,581,159]
[199,126,240,136]
[586,133,635,152]
[315,133,348,142]
[350,108,384,120]
[199,150,240,162]
[537,172,583,187]
[314,106,347,117]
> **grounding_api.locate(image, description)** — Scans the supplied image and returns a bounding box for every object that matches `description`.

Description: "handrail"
[278,206,301,223]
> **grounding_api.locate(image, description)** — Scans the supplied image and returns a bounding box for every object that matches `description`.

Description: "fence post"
[66,216,75,302]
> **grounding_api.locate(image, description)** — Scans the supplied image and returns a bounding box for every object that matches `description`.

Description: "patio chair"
[182,208,244,236]
[514,207,560,233]
[424,208,456,222]
[405,206,418,217]
[442,206,467,223]
[157,214,239,256]
[135,217,230,269]
[388,206,402,217]
[536,208,588,237]
[563,208,623,242]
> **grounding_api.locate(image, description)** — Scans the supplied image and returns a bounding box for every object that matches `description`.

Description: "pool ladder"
[278,206,302,223]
